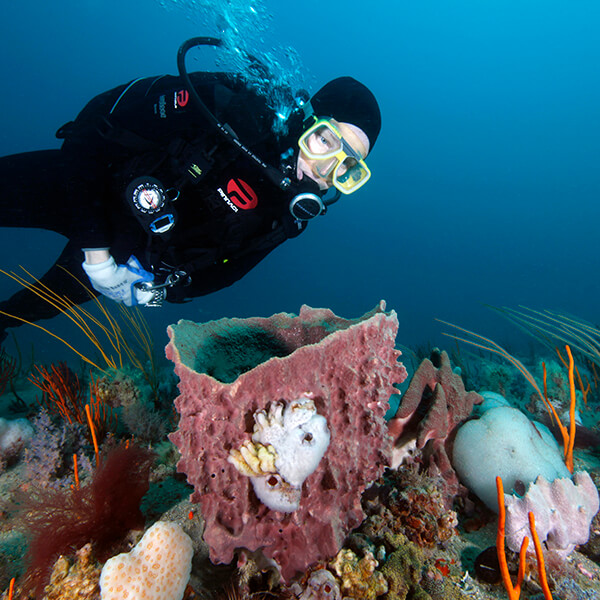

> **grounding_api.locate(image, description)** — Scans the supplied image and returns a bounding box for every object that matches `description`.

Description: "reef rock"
[167,302,407,581]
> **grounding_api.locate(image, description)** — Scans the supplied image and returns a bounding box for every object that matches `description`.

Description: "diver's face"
[296,120,369,190]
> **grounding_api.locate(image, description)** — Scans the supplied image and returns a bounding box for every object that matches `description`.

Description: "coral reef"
[479,361,515,399]
[361,466,458,550]
[0,416,33,471]
[330,548,388,599]
[327,468,463,598]
[140,477,193,521]
[387,349,482,505]
[2,303,600,600]
[167,303,407,581]
[291,568,341,599]
[43,543,101,600]
[378,533,428,600]
[96,369,173,442]
[17,443,154,596]
[23,408,93,489]
[0,529,27,591]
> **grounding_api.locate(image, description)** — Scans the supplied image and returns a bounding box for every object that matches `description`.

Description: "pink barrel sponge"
[166,302,407,581]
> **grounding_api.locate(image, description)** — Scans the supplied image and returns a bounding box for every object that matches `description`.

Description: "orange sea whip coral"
[540,346,578,472]
[7,578,14,600]
[29,362,86,425]
[528,512,552,600]
[85,404,100,467]
[86,372,117,441]
[564,346,577,473]
[496,476,553,600]
[496,476,528,600]
[555,346,591,406]
[72,453,80,490]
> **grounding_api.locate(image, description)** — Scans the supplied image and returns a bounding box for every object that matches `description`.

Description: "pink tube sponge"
[167,302,407,581]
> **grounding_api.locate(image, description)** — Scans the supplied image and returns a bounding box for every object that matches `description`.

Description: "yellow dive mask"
[298,119,371,194]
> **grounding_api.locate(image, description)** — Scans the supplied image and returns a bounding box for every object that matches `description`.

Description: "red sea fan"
[17,443,154,597]
[29,362,116,440]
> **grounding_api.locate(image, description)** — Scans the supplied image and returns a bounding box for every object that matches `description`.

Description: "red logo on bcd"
[226,179,258,210]
[176,89,189,107]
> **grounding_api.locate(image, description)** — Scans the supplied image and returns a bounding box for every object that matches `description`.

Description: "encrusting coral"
[291,568,341,599]
[330,548,388,599]
[42,543,101,600]
[361,466,458,549]
[99,521,193,600]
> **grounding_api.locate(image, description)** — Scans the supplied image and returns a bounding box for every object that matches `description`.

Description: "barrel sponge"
[99,521,193,600]
[167,303,408,581]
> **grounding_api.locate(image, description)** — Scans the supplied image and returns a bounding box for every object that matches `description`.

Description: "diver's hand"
[82,255,154,307]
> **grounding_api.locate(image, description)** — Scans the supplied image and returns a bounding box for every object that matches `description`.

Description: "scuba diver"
[0,38,381,342]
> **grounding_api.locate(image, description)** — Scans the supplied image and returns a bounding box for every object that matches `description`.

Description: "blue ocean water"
[1,0,600,360]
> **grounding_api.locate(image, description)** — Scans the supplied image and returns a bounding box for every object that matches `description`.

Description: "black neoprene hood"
[310,76,382,149]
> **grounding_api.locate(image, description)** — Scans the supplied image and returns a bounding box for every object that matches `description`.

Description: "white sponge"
[100,521,193,600]
[452,406,570,510]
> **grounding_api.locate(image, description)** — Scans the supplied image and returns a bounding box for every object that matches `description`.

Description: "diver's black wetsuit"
[0,72,309,333]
